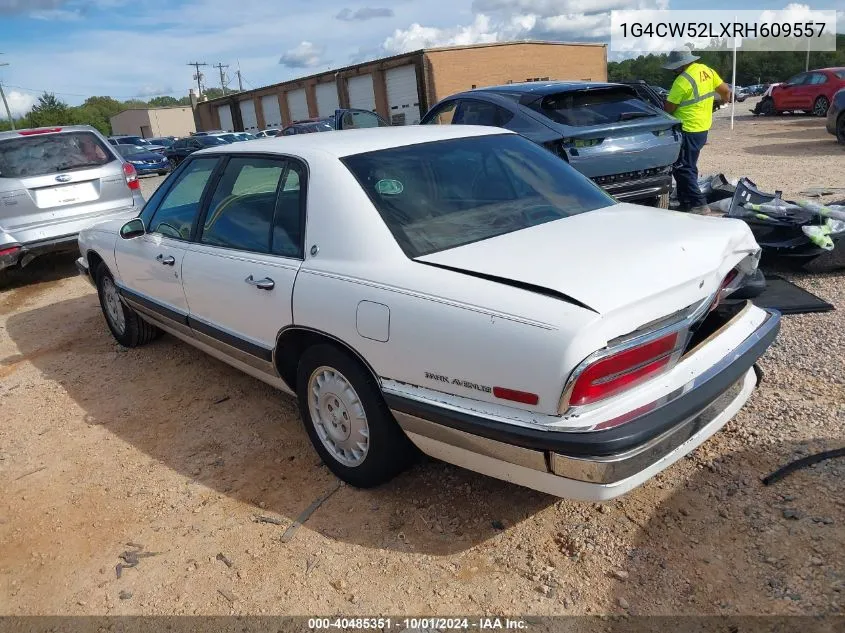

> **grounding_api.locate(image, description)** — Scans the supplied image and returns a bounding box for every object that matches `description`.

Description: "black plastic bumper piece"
[386,310,780,458]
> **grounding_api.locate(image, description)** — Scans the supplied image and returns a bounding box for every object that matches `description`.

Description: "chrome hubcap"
[308,366,369,467]
[814,99,828,116]
[102,276,126,334]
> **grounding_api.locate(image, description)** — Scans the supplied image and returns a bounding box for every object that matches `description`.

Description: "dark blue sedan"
[114,144,171,176]
[421,82,683,208]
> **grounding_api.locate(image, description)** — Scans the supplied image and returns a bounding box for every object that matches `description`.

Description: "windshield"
[116,136,148,145]
[536,87,659,127]
[219,134,238,142]
[116,145,150,157]
[342,134,614,257]
[0,130,115,178]
[198,136,228,146]
[150,138,174,147]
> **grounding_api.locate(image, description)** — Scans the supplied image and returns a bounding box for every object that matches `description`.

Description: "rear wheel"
[296,344,416,488]
[813,96,830,117]
[95,262,160,347]
[168,157,179,169]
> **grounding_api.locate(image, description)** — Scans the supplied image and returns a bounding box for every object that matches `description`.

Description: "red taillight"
[0,245,21,258]
[568,331,679,407]
[123,162,140,190]
[18,127,62,135]
[710,269,739,312]
[493,387,539,406]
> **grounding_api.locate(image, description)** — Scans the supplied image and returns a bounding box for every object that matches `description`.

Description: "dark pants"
[673,130,708,209]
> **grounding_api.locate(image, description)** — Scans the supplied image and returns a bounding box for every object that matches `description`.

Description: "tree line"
[0,87,228,134]
[610,34,845,88]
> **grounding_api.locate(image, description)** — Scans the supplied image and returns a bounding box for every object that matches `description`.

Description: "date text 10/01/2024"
[308,618,529,630]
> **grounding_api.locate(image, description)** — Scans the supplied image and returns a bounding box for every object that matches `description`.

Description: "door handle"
[156,254,175,266]
[245,275,275,290]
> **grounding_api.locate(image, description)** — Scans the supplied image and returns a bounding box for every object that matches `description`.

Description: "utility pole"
[213,62,229,95]
[0,54,14,130]
[236,60,244,92]
[187,61,208,97]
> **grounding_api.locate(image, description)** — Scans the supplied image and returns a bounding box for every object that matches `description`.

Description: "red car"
[763,67,845,117]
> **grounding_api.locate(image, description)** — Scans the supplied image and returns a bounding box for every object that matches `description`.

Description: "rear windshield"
[342,134,614,257]
[536,87,658,127]
[0,131,115,179]
[198,136,227,146]
[117,145,151,157]
[116,136,147,145]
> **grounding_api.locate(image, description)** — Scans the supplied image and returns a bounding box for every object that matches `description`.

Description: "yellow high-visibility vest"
[666,62,723,133]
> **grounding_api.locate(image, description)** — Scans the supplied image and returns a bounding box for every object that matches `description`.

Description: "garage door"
[385,65,420,125]
[287,88,309,121]
[315,82,339,117]
[347,74,375,112]
[260,94,282,129]
[239,99,258,131]
[217,104,233,131]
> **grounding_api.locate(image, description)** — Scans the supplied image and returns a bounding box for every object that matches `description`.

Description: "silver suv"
[0,125,143,271]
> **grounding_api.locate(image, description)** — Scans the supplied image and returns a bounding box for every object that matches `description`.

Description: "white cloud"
[336,7,394,21]
[278,41,326,69]
[380,0,668,55]
[4,90,37,117]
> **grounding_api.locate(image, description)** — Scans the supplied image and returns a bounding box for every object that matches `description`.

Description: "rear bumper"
[387,309,780,500]
[593,168,673,203]
[0,234,79,270]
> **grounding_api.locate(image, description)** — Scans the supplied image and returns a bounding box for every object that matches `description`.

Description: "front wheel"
[296,344,416,488]
[837,113,845,145]
[758,97,775,116]
[95,262,160,347]
[813,96,830,117]
[168,157,179,169]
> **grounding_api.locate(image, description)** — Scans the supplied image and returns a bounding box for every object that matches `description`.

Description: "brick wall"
[425,43,607,103]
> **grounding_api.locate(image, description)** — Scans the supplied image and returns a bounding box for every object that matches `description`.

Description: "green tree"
[27,92,70,127]
[147,95,180,107]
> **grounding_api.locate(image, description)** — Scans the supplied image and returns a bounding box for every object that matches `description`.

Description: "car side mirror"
[120,218,145,240]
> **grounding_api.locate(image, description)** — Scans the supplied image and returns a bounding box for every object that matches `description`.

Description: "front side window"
[809,73,828,85]
[342,134,614,257]
[148,157,218,240]
[0,131,114,178]
[535,87,658,127]
[785,73,808,86]
[200,157,304,258]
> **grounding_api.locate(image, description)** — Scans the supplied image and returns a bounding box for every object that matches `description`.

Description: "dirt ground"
[1,110,843,618]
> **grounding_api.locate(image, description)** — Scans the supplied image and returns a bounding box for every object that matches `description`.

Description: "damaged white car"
[76,126,780,501]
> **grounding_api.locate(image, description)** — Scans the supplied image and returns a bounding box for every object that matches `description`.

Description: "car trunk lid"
[415,203,760,320]
[525,86,681,177]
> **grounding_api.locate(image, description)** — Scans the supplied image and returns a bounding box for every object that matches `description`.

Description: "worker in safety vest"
[663,47,732,214]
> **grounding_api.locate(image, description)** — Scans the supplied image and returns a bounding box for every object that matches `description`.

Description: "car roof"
[195,125,511,159]
[0,124,101,141]
[470,81,622,96]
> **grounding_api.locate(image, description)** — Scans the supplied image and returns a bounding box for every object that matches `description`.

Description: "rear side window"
[454,100,513,127]
[342,134,614,257]
[0,131,115,178]
[835,70,845,80]
[423,101,458,125]
[535,88,658,127]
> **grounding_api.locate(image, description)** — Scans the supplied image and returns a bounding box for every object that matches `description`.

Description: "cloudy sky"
[0,0,842,115]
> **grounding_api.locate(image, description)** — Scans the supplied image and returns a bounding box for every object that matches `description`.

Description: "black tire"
[168,157,179,169]
[812,96,830,117]
[654,192,670,209]
[296,343,416,488]
[837,113,845,145]
[758,97,775,116]
[158,170,168,176]
[95,262,160,347]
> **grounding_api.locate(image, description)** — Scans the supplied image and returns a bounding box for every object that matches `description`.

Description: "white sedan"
[76,126,780,501]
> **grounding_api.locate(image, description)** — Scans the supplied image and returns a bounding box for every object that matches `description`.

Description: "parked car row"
[754,67,845,117]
